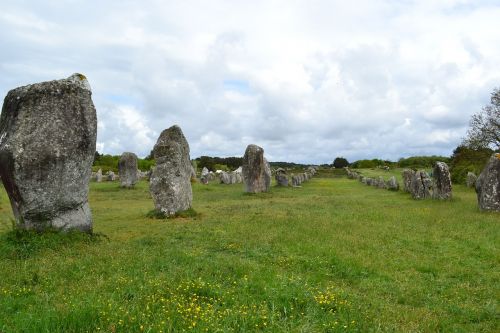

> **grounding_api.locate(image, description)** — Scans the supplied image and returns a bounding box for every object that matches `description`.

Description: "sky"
[1,0,499,164]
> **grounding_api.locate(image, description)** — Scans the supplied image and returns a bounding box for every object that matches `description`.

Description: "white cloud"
[0,0,499,163]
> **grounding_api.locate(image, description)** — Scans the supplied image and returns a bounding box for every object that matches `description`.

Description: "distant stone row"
[198,144,317,190]
[346,154,500,212]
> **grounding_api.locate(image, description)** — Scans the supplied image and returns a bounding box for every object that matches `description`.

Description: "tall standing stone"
[432,162,452,199]
[149,125,192,216]
[242,144,271,193]
[118,152,138,188]
[475,153,500,211]
[0,74,97,232]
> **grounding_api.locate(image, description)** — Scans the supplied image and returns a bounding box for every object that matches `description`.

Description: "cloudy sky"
[1,0,499,164]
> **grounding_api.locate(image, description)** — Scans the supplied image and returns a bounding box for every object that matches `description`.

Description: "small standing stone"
[275,168,289,186]
[411,170,432,199]
[402,169,414,193]
[200,167,210,185]
[466,172,477,188]
[96,169,103,182]
[386,176,399,191]
[432,162,452,199]
[118,152,139,188]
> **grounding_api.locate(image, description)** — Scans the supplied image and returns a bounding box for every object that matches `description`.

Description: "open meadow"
[0,169,498,332]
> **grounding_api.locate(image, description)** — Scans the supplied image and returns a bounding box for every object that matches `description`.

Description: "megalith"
[466,172,477,188]
[475,153,500,211]
[410,170,432,199]
[432,162,452,199]
[242,144,271,193]
[0,74,97,231]
[149,125,192,216]
[275,168,289,186]
[118,152,138,188]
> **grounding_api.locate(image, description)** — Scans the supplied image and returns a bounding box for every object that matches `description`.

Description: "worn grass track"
[0,170,498,332]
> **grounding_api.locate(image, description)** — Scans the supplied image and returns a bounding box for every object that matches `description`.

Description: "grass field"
[0,169,498,332]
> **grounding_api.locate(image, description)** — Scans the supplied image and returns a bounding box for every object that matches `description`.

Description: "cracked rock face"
[119,152,138,188]
[242,144,271,193]
[0,74,97,232]
[149,125,192,216]
[475,153,500,212]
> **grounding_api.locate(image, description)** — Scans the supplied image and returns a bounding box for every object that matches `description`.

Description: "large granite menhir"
[242,144,271,193]
[0,74,97,232]
[119,152,138,188]
[149,125,192,216]
[475,153,500,212]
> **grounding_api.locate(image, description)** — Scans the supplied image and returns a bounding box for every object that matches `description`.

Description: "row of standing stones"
[346,156,500,212]
[0,74,316,233]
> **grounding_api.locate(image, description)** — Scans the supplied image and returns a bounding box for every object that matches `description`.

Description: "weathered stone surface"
[475,153,500,211]
[275,168,288,186]
[118,152,138,188]
[466,172,477,188]
[402,169,414,193]
[0,74,96,232]
[411,170,432,199]
[291,175,300,187]
[96,169,103,182]
[200,167,209,185]
[242,144,271,193]
[149,125,192,215]
[386,176,399,191]
[432,162,452,199]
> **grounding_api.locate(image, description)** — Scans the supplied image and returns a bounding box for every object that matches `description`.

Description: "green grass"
[0,170,498,332]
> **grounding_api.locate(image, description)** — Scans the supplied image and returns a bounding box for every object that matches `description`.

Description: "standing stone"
[475,153,500,212]
[242,144,271,193]
[118,152,138,188]
[466,172,477,188]
[432,162,452,199]
[411,170,432,199]
[200,167,210,185]
[107,171,116,181]
[220,171,231,184]
[275,168,289,186]
[149,125,192,216]
[377,176,387,189]
[0,74,96,232]
[291,175,300,187]
[402,169,414,193]
[96,169,103,182]
[386,176,399,191]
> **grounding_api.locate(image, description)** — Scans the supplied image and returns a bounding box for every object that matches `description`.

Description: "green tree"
[333,157,349,168]
[463,88,500,150]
